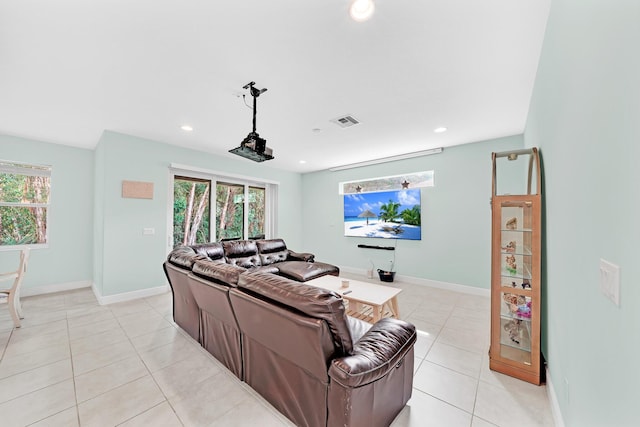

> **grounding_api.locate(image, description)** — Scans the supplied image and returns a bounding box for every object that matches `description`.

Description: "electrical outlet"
[599,259,620,306]
[143,227,155,236]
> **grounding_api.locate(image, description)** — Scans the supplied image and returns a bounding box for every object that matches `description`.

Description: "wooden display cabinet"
[490,148,543,385]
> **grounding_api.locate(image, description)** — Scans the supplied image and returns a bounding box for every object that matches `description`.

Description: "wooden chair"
[0,248,30,328]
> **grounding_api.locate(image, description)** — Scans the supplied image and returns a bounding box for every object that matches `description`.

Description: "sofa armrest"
[167,246,204,270]
[287,250,315,262]
[328,318,416,388]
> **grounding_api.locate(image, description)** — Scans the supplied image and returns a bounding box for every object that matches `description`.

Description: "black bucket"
[377,269,396,283]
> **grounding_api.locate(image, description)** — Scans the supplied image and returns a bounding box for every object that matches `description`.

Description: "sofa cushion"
[223,240,261,268]
[192,259,245,286]
[247,265,281,275]
[276,261,339,282]
[255,239,289,266]
[191,242,225,262]
[237,273,354,355]
[347,316,372,344]
[167,246,199,270]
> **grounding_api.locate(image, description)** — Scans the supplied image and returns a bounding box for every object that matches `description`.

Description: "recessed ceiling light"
[434,127,447,133]
[299,160,307,164]
[181,125,193,132]
[350,0,375,22]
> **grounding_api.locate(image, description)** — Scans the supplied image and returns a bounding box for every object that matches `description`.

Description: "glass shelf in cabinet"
[500,337,532,353]
[500,311,532,322]
[500,228,533,233]
[500,280,533,291]
[499,318,532,352]
[500,262,532,280]
[500,270,532,280]
[501,293,532,321]
[500,248,532,256]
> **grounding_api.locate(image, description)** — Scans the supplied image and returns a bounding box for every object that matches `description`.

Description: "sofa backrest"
[223,240,261,268]
[236,272,353,356]
[190,242,225,262]
[191,259,244,286]
[255,239,289,266]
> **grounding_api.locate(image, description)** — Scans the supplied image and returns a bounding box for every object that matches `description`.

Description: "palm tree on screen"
[379,200,400,223]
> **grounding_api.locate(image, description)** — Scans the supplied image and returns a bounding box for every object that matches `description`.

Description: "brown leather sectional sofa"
[163,238,417,427]
[163,238,340,341]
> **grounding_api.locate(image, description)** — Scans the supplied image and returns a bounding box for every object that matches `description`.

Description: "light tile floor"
[0,276,555,426]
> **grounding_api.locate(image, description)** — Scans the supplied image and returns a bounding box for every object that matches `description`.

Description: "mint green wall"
[525,1,640,425]
[0,134,94,290]
[301,135,523,288]
[95,131,302,297]
[93,140,106,295]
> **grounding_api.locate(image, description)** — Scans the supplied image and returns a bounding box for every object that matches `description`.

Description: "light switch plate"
[143,227,155,235]
[599,259,620,306]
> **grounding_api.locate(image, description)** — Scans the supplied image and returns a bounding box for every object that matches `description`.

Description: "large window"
[173,176,210,247]
[170,165,276,248]
[0,160,51,248]
[248,186,266,239]
[215,182,244,241]
[215,183,266,241]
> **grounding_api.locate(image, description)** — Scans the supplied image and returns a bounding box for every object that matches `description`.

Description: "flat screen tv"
[343,189,421,240]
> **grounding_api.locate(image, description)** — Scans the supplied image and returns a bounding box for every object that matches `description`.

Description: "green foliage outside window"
[248,187,265,239]
[173,176,267,246]
[0,165,51,246]
[173,178,210,248]
[216,183,244,241]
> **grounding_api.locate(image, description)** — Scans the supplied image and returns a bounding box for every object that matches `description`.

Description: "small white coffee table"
[307,275,401,324]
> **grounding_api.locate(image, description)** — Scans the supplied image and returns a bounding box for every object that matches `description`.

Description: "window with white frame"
[0,160,51,247]
[170,164,278,247]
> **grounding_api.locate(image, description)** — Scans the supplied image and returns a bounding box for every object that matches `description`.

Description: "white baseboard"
[338,266,490,297]
[546,366,566,427]
[21,280,92,297]
[92,284,170,306]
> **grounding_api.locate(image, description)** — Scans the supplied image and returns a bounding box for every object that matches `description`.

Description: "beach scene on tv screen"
[344,189,421,240]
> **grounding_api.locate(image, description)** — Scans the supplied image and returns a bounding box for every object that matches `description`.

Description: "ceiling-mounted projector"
[229,81,274,162]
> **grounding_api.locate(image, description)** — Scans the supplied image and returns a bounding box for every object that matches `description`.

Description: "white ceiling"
[0,0,551,173]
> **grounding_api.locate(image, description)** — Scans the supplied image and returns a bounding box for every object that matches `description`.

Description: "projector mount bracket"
[243,81,267,136]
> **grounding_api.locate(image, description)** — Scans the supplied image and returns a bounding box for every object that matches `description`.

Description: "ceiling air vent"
[330,115,360,128]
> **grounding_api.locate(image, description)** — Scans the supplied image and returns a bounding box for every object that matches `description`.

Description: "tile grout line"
[129,297,186,427]
[21,310,77,426]
[67,303,82,427]
[0,328,15,361]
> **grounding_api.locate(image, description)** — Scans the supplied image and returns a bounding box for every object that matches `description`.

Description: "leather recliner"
[229,272,416,427]
[187,259,245,378]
